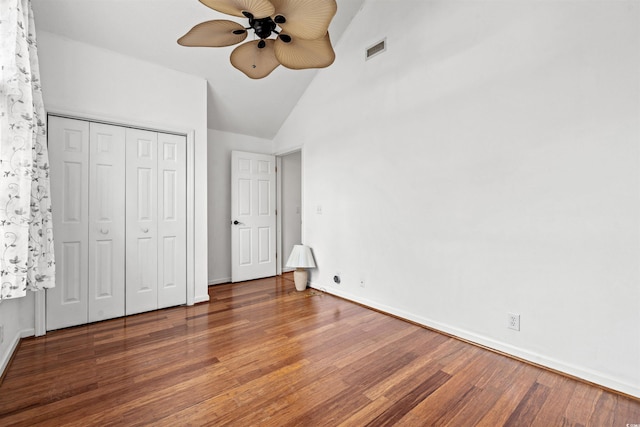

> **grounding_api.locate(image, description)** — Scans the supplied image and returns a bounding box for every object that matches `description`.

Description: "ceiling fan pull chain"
[252,38,258,69]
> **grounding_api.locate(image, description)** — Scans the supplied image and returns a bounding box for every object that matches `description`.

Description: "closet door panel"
[126,128,158,315]
[47,117,90,330]
[88,123,125,322]
[157,133,187,308]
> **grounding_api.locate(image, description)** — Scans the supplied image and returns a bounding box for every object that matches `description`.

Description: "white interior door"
[126,128,158,315]
[88,123,125,322]
[157,133,187,308]
[231,151,277,282]
[47,117,90,330]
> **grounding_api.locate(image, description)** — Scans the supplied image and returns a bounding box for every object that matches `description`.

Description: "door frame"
[275,146,304,276]
[35,110,196,336]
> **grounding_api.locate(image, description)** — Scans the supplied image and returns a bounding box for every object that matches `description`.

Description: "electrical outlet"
[507,313,520,331]
[0,325,4,344]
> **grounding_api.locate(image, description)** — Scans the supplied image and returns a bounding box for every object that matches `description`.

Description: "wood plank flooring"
[1,273,639,426]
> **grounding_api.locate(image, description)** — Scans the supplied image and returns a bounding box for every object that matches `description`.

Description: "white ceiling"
[31,0,366,139]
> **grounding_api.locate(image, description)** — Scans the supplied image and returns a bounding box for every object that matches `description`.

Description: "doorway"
[277,150,302,274]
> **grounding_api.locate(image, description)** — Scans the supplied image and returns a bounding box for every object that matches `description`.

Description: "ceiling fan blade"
[270,0,337,40]
[178,20,248,47]
[199,0,275,19]
[230,39,280,79]
[274,32,335,70]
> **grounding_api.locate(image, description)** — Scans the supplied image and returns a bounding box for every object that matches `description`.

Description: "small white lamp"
[286,245,316,291]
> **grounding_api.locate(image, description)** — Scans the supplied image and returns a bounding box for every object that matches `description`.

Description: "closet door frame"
[36,113,196,336]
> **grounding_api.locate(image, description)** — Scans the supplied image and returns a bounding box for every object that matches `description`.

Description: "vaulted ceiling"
[31,0,366,139]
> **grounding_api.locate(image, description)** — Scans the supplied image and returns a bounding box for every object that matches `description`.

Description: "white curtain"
[0,0,55,300]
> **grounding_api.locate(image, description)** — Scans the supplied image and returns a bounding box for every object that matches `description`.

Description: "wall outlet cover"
[507,313,520,331]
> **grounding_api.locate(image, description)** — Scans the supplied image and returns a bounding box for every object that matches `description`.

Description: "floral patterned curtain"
[0,0,55,300]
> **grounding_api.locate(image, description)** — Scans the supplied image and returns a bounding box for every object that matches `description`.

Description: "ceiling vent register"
[366,39,386,60]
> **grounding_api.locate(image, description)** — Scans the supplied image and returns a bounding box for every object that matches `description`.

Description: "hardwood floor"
[1,273,638,426]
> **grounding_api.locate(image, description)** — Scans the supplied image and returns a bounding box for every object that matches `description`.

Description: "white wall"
[37,32,210,303]
[281,151,302,270]
[0,294,35,376]
[207,129,274,284]
[273,0,640,397]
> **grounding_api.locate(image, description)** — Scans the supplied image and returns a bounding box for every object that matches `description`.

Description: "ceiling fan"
[178,0,338,79]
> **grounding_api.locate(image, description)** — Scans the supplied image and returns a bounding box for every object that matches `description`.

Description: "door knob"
[233,220,240,225]
[142,228,149,233]
[100,228,109,235]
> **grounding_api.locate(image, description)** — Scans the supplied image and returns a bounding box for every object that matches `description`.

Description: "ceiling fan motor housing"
[247,15,291,46]
[248,16,276,39]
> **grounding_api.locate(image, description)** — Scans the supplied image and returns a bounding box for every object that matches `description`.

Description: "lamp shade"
[286,245,316,269]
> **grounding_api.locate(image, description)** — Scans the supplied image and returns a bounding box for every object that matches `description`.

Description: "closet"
[46,116,187,331]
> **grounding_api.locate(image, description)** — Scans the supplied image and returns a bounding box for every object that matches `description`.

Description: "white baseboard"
[194,294,210,304]
[21,329,35,338]
[310,282,640,399]
[208,273,294,286]
[1,328,34,379]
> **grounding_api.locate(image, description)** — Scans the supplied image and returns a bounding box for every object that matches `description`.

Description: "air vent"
[366,38,386,60]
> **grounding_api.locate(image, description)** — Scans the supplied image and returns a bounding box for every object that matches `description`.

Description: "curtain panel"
[0,0,55,300]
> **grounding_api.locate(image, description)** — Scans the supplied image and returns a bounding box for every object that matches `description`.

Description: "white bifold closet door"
[125,128,187,315]
[47,118,126,330]
[46,117,186,330]
[89,123,126,321]
[156,132,187,309]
